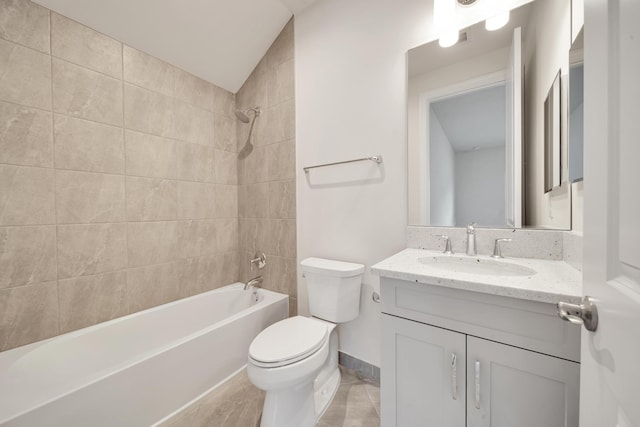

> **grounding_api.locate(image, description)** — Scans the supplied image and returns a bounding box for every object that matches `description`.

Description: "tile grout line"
[121,41,131,315]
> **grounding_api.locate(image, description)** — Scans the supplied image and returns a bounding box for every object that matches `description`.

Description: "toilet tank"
[301,257,365,323]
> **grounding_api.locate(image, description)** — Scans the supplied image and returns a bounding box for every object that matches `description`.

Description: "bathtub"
[0,283,288,426]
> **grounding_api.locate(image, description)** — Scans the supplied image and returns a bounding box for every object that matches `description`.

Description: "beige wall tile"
[215,184,238,218]
[0,0,50,53]
[0,165,55,226]
[0,281,58,351]
[182,256,216,297]
[267,140,295,181]
[268,180,296,219]
[126,177,177,221]
[175,68,213,111]
[267,59,294,106]
[289,297,297,317]
[52,59,123,126]
[268,219,296,258]
[58,271,128,333]
[264,101,295,144]
[0,101,53,167]
[123,46,174,96]
[177,181,216,220]
[241,218,269,255]
[212,251,239,289]
[212,85,235,118]
[127,221,183,267]
[127,261,186,312]
[266,19,294,69]
[266,255,297,297]
[0,225,56,289]
[0,39,51,110]
[236,62,267,114]
[176,142,216,183]
[214,149,237,185]
[125,130,177,179]
[56,170,126,224]
[244,183,268,219]
[181,220,217,258]
[57,223,127,279]
[51,13,122,79]
[124,83,175,137]
[174,100,214,145]
[241,145,268,184]
[213,113,236,152]
[216,218,239,253]
[54,115,124,174]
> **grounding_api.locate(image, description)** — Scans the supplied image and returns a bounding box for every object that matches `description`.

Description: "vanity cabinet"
[380,278,580,427]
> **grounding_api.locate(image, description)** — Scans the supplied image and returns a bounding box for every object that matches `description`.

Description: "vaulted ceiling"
[32,0,318,93]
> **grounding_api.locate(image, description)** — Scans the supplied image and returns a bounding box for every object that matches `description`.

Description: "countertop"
[371,248,582,304]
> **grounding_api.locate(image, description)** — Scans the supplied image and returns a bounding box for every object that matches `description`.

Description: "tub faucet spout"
[244,276,263,291]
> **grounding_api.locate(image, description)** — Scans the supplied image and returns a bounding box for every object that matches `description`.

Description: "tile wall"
[0,0,242,351]
[236,20,297,316]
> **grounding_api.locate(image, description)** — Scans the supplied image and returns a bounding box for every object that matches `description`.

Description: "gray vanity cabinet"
[380,278,581,427]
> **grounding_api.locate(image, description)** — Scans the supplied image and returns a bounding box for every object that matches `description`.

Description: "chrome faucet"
[466,223,477,256]
[244,275,263,291]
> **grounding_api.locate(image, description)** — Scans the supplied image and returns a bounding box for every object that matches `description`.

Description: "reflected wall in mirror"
[544,71,561,193]
[408,0,581,230]
[568,29,584,183]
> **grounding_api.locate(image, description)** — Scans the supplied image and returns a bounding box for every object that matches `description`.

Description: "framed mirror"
[407,0,579,230]
[544,71,561,193]
[568,29,584,183]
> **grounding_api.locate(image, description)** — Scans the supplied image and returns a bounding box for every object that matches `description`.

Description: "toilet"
[247,257,364,427]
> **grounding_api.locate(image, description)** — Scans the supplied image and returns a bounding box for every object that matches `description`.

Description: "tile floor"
[167,366,381,426]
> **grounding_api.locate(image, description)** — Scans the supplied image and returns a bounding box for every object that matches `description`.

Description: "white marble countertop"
[371,248,582,304]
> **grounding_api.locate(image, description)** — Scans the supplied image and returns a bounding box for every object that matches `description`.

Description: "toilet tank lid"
[301,257,365,277]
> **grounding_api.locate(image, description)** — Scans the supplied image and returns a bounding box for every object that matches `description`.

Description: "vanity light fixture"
[485,10,510,31]
[435,0,459,47]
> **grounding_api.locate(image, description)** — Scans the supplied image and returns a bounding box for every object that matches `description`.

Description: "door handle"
[451,353,457,400]
[557,296,598,332]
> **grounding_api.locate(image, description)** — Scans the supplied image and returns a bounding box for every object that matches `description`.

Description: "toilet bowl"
[247,257,364,427]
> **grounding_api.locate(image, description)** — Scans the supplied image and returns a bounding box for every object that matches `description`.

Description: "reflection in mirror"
[408,0,578,230]
[569,30,584,183]
[544,71,561,193]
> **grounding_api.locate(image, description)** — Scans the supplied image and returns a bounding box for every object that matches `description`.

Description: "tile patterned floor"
[166,366,381,426]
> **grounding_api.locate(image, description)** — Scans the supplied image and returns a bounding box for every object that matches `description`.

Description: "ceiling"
[32,0,318,93]
[431,84,506,152]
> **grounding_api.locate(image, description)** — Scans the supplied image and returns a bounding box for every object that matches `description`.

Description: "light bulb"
[485,11,510,31]
[439,30,459,48]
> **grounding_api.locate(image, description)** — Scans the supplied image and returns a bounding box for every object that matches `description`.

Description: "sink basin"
[418,256,537,277]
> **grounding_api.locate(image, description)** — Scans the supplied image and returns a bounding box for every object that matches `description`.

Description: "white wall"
[408,48,508,225]
[455,146,506,227]
[429,110,456,226]
[295,0,539,367]
[522,0,574,228]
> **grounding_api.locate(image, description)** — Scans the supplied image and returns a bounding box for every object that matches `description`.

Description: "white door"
[579,0,640,426]
[505,26,522,228]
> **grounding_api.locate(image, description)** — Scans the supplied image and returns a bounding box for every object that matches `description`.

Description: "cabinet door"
[466,336,580,427]
[381,314,465,427]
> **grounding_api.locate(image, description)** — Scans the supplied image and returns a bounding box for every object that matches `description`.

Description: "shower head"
[235,107,261,123]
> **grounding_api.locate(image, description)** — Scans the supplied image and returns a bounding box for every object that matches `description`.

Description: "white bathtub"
[0,283,288,426]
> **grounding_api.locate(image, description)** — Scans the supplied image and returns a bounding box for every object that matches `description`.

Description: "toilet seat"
[249,316,328,368]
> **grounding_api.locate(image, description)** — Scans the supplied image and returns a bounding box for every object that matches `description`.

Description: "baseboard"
[338,351,380,385]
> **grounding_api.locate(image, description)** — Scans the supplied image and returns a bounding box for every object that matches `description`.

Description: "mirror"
[408,0,579,229]
[544,71,561,192]
[568,29,584,183]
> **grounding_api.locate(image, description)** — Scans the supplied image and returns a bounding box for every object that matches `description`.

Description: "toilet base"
[314,367,341,421]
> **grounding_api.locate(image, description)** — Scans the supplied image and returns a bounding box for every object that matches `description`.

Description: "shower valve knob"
[250,252,267,270]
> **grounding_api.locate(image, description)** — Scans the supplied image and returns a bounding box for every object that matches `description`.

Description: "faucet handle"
[491,238,512,258]
[437,234,454,254]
